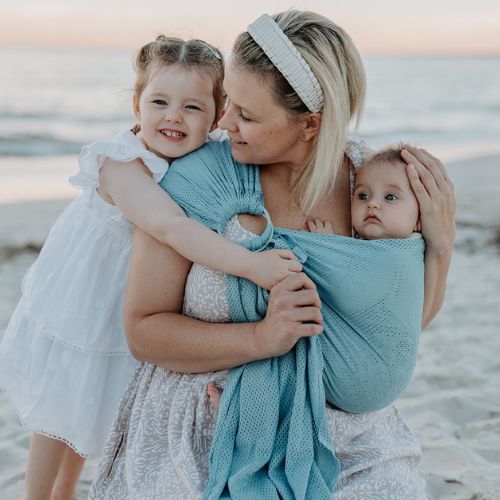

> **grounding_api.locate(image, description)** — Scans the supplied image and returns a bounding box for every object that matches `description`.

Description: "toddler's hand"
[246,249,302,290]
[306,220,334,233]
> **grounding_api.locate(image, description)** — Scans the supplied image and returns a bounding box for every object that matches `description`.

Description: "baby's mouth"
[365,214,381,223]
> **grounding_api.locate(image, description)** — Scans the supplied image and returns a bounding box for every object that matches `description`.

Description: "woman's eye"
[153,99,167,106]
[357,192,368,201]
[238,111,251,122]
[185,104,202,111]
[385,194,398,201]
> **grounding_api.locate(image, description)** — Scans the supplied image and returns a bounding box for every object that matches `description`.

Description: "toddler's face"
[134,64,217,162]
[352,160,419,239]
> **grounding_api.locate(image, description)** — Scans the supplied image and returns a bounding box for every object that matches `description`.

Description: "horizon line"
[2,42,500,58]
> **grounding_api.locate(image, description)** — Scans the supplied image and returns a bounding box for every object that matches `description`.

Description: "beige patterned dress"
[89,215,427,499]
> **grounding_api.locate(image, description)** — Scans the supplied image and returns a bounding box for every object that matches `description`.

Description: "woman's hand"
[252,273,323,358]
[402,146,456,256]
[245,249,302,290]
[401,146,455,328]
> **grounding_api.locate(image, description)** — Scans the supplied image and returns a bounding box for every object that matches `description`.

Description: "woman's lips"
[229,136,246,145]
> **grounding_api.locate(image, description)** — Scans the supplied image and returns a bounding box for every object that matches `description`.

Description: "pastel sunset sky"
[2,0,500,54]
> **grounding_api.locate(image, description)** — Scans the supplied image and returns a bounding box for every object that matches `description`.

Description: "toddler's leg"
[207,382,222,412]
[51,447,85,500]
[24,432,66,500]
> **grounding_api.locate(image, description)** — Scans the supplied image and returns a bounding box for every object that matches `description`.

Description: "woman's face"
[218,63,305,167]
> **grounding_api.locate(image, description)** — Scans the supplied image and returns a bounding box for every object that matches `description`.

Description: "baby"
[207,145,421,411]
[308,145,421,239]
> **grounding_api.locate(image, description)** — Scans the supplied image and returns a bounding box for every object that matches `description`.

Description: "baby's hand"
[245,249,302,290]
[306,220,334,233]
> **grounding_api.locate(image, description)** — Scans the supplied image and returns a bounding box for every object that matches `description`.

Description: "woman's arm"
[99,158,301,289]
[402,146,455,329]
[124,228,323,373]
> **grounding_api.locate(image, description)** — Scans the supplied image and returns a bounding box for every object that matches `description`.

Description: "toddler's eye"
[186,104,202,111]
[385,194,398,201]
[153,99,167,106]
[357,192,368,201]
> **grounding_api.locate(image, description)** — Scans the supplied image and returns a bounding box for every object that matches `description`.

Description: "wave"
[0,243,42,262]
[0,134,85,156]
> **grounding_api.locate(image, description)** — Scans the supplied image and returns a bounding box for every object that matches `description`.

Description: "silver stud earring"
[300,133,306,140]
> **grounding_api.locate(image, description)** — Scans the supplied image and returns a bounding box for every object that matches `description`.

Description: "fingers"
[288,289,322,308]
[401,149,440,197]
[287,260,302,273]
[273,272,317,293]
[290,306,323,325]
[296,322,324,337]
[402,146,450,192]
[275,249,297,260]
[306,220,333,233]
[406,164,431,207]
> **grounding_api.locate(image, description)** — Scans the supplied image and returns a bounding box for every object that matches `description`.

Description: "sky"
[1,0,500,55]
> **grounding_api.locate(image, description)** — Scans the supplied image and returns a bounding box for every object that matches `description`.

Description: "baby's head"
[132,36,225,162]
[352,145,420,240]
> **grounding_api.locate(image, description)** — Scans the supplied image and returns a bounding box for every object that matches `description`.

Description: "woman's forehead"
[224,63,278,112]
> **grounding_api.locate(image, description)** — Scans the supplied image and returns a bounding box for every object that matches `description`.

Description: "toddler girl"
[0,36,299,500]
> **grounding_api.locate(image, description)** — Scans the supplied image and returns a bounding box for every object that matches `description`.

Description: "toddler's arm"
[100,158,301,289]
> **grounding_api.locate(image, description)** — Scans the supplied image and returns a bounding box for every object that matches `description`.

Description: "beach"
[0,153,499,499]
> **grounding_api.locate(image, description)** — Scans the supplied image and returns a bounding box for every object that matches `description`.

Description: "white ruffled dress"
[0,129,169,458]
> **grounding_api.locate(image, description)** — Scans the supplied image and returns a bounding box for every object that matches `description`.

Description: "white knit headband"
[247,14,324,113]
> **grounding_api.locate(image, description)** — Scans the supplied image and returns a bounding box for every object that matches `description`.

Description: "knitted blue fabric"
[160,141,425,500]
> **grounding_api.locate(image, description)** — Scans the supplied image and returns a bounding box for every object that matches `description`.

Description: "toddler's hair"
[132,35,225,134]
[363,144,407,168]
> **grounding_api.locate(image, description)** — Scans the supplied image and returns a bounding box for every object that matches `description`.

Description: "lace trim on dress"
[0,382,89,457]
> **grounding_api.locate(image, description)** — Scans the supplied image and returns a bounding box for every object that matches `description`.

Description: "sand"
[0,154,499,499]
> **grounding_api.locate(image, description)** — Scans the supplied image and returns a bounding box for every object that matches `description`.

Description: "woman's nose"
[218,104,237,132]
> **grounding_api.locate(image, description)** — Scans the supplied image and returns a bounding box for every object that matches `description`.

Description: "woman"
[90,10,454,499]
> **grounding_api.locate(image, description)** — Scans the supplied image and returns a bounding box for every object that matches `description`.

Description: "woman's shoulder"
[160,140,262,232]
[163,140,233,178]
[161,140,256,190]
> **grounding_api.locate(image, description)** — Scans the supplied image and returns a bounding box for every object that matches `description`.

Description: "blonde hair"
[233,10,366,214]
[132,36,225,134]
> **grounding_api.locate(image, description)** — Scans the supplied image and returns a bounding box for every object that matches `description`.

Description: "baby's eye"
[153,99,167,106]
[185,104,202,111]
[385,194,398,201]
[357,192,368,201]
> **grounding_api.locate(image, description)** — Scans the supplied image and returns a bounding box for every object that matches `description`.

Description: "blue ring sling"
[160,140,425,500]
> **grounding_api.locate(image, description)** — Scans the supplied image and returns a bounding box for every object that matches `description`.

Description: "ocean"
[1,46,500,160]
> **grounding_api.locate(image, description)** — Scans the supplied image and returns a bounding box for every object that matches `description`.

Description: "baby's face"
[352,160,419,239]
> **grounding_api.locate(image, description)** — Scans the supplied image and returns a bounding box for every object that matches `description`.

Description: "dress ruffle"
[0,129,168,458]
[70,129,169,189]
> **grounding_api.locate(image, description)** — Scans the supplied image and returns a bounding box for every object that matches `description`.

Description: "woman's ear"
[299,112,322,141]
[133,94,141,122]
